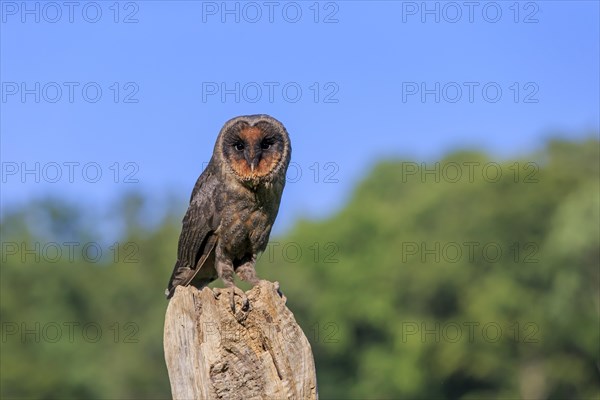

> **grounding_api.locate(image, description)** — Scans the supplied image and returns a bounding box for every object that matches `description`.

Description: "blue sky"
[1,1,599,234]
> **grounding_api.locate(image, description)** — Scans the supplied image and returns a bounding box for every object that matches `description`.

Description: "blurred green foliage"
[1,139,598,399]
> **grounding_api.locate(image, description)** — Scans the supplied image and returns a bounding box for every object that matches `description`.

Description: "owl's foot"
[212,286,249,313]
[229,286,249,313]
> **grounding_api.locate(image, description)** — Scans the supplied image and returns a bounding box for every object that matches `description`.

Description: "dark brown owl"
[165,114,291,312]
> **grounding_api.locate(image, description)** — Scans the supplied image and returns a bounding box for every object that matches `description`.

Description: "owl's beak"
[246,149,261,173]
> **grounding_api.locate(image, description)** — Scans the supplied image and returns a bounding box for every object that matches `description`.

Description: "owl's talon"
[229,289,236,312]
[228,286,249,313]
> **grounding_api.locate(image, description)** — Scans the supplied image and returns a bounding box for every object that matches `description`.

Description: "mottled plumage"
[165,115,291,311]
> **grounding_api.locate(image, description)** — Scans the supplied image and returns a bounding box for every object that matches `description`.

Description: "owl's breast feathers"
[216,174,285,258]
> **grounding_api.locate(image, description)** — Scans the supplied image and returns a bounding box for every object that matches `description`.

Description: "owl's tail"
[165,260,190,299]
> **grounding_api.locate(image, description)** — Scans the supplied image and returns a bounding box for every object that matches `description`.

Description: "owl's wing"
[165,167,221,299]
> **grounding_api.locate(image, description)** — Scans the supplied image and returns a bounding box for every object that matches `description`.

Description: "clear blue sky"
[1,1,599,234]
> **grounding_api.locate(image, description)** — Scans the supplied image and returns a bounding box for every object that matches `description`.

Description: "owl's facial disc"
[224,122,284,182]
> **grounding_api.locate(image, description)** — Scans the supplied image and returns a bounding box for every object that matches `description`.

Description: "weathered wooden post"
[164,281,318,399]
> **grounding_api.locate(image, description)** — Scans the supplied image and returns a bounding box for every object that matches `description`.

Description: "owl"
[165,114,292,312]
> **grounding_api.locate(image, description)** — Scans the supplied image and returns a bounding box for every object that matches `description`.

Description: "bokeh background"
[1,1,599,399]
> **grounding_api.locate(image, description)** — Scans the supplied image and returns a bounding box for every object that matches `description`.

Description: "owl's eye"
[234,142,245,151]
[261,141,272,150]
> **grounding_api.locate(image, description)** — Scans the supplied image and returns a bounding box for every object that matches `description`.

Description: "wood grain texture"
[164,281,318,400]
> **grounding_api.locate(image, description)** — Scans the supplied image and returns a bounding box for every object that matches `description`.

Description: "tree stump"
[163,281,318,400]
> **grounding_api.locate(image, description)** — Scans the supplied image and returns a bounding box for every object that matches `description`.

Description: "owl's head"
[215,115,291,186]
